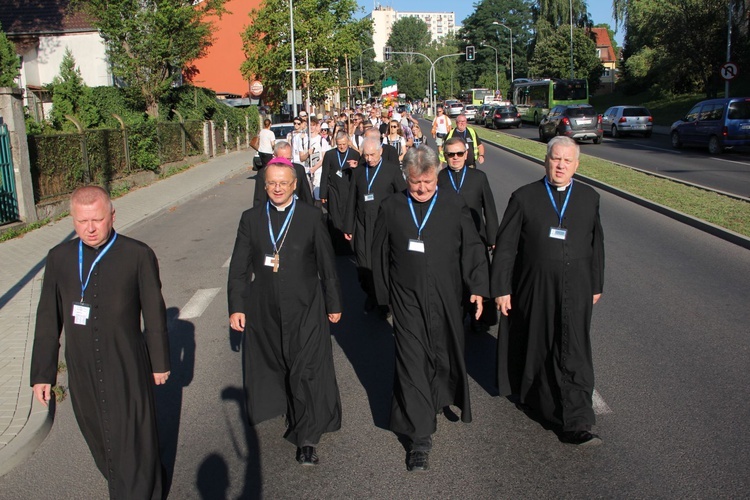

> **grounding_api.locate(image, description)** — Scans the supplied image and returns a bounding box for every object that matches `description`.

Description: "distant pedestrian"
[258,118,276,168]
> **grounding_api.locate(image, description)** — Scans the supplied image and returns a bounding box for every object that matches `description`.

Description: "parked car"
[270,122,295,140]
[670,97,750,154]
[477,103,494,123]
[446,101,464,118]
[464,104,477,122]
[485,105,522,129]
[602,105,653,137]
[538,104,602,144]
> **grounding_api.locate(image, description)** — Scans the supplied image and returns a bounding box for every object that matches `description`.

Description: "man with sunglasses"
[438,137,499,332]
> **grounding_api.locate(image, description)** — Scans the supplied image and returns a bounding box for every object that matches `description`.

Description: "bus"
[461,88,494,106]
[511,79,589,124]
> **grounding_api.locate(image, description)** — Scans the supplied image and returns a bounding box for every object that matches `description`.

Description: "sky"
[355,1,624,45]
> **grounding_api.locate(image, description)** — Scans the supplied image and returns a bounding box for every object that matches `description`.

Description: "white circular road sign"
[720,62,738,81]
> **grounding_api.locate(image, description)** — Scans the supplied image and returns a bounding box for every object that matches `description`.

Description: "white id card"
[336,170,343,178]
[549,227,567,240]
[408,239,425,253]
[72,302,91,326]
[364,193,375,202]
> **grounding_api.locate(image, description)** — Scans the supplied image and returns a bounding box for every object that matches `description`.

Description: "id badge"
[336,170,343,178]
[364,193,375,202]
[549,227,567,240]
[408,239,425,253]
[72,302,91,326]
[264,254,277,267]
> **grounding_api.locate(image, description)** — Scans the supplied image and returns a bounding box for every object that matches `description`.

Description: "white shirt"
[258,128,275,154]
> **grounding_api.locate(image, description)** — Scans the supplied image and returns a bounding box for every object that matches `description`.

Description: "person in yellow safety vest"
[440,114,485,167]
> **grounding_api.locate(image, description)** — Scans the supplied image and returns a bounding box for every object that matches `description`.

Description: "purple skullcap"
[267,157,293,167]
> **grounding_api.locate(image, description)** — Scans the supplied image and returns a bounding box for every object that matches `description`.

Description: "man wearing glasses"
[229,157,343,467]
[438,137,499,332]
[253,141,313,207]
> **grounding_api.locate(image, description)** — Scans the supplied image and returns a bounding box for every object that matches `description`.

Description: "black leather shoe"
[407,450,429,471]
[560,430,602,446]
[297,446,319,465]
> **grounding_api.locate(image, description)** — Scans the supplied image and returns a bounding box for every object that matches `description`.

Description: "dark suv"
[670,97,750,154]
[538,104,603,144]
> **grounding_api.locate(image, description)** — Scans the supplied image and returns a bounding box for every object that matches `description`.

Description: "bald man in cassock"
[344,137,406,316]
[228,157,343,466]
[372,147,489,472]
[31,185,170,499]
[320,130,360,253]
[492,136,605,446]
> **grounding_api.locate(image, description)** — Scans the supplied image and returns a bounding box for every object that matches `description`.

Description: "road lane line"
[178,288,221,319]
[593,389,612,415]
[222,256,231,268]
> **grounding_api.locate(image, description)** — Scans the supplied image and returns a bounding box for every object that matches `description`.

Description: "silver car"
[464,105,477,122]
[602,106,653,138]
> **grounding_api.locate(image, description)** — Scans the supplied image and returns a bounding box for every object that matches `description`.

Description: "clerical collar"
[271,197,295,211]
[546,178,571,191]
[449,165,466,172]
[83,229,116,251]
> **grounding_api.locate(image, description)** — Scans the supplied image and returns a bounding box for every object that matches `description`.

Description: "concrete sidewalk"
[0,150,255,476]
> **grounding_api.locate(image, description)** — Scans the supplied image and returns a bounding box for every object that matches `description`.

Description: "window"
[685,105,701,122]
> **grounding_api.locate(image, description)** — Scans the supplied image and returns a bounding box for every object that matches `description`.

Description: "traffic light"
[466,45,475,61]
[433,82,438,96]
[384,46,392,61]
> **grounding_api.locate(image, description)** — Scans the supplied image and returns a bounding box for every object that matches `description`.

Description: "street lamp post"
[569,0,574,79]
[481,43,499,93]
[492,21,514,83]
[289,0,298,114]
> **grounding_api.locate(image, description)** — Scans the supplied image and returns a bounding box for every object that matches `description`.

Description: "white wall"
[20,32,111,88]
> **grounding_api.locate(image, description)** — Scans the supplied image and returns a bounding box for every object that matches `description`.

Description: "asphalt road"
[1,145,749,498]
[486,120,750,198]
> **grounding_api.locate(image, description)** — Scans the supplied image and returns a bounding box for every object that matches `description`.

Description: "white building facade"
[369,5,457,62]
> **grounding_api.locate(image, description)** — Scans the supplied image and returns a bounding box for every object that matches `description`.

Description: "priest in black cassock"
[320,130,360,253]
[438,137,499,331]
[31,186,170,499]
[253,141,313,206]
[228,157,343,466]
[344,137,406,315]
[356,127,399,167]
[491,136,605,446]
[372,146,489,472]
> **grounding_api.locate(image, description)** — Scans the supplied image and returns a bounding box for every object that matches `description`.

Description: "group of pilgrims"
[230,104,605,472]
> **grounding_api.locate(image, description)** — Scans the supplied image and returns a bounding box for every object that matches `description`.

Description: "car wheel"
[593,136,602,144]
[611,125,619,138]
[671,131,682,148]
[538,127,548,143]
[708,135,723,155]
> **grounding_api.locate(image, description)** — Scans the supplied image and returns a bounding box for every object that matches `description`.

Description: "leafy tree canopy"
[0,22,20,87]
[73,0,228,117]
[50,49,98,131]
[242,0,370,111]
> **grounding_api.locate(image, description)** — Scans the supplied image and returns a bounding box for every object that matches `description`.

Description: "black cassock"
[31,232,170,500]
[372,189,489,440]
[344,159,406,299]
[320,147,360,231]
[437,165,499,246]
[491,178,605,432]
[253,162,313,207]
[227,200,342,446]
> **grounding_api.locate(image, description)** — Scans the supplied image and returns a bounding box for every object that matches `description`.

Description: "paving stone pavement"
[0,150,254,476]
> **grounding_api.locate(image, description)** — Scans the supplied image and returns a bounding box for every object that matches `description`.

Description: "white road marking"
[593,389,612,415]
[222,256,232,268]
[178,288,221,319]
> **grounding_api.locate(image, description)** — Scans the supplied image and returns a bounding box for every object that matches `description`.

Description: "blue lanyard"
[544,178,573,227]
[337,149,349,169]
[448,167,466,193]
[365,159,382,194]
[266,199,296,253]
[78,231,118,301]
[407,187,438,240]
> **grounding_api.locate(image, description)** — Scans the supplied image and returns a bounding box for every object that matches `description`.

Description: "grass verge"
[473,127,750,238]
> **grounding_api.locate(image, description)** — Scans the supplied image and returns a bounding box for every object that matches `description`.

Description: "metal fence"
[0,124,20,224]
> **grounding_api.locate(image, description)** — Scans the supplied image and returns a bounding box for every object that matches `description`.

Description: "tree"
[241,0,370,111]
[529,21,604,90]
[533,0,590,26]
[50,49,98,131]
[457,0,535,95]
[0,22,20,87]
[73,0,228,117]
[387,17,431,64]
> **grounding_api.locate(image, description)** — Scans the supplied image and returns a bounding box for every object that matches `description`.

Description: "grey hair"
[334,130,348,143]
[273,140,291,156]
[362,138,381,154]
[546,136,580,160]
[402,145,439,177]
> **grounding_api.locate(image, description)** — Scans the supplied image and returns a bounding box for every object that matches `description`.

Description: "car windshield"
[271,125,294,139]
[728,100,750,120]
[498,107,515,113]
[567,107,596,117]
[622,107,650,117]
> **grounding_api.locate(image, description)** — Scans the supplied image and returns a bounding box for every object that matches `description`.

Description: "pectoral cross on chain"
[271,253,280,273]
